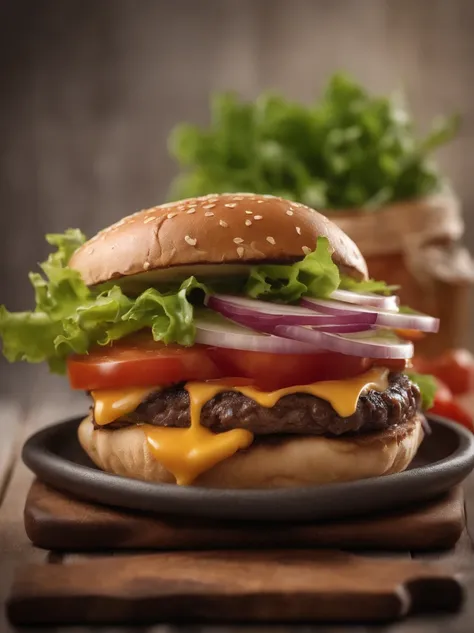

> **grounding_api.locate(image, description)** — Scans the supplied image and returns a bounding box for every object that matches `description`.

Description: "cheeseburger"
[0,194,439,488]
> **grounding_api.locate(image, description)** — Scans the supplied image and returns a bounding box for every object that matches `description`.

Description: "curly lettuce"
[246,236,340,302]
[339,274,399,296]
[0,231,210,373]
[0,231,393,373]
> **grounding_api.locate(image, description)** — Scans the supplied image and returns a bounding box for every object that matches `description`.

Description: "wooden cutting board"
[7,549,463,625]
[7,480,466,625]
[25,479,465,551]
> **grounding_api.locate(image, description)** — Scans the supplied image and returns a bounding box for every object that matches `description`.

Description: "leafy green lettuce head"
[169,73,459,209]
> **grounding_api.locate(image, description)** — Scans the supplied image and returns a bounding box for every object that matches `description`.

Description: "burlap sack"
[329,194,474,355]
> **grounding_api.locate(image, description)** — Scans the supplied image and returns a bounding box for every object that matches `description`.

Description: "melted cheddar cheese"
[91,367,388,485]
[92,386,158,425]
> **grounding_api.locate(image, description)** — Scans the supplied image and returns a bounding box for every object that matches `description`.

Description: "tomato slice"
[395,328,426,342]
[208,348,373,391]
[67,333,411,392]
[67,339,222,390]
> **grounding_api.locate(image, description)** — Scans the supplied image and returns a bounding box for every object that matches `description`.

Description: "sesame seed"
[185,235,197,246]
[286,209,294,216]
[256,200,264,204]
[143,261,150,270]
[204,211,214,217]
[237,246,245,258]
[203,203,216,209]
[266,236,276,245]
[186,208,196,214]
[233,237,244,244]
[254,215,263,220]
[245,210,253,215]
[302,246,311,255]
[219,220,228,228]
[296,226,302,235]
[144,216,155,224]
[86,246,94,255]
[167,212,177,219]
[245,219,252,226]
[233,196,244,201]
[225,203,237,208]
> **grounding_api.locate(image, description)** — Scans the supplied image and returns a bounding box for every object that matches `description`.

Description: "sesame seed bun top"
[69,193,369,287]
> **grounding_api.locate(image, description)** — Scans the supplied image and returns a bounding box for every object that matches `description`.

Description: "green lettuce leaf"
[406,371,437,410]
[339,274,399,296]
[0,231,211,374]
[245,236,340,302]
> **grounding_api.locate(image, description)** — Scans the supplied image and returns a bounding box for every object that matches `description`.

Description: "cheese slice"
[92,386,158,425]
[142,367,389,485]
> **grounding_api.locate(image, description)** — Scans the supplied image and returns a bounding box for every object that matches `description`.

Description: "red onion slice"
[207,294,377,327]
[330,289,399,311]
[194,315,320,354]
[273,325,414,359]
[211,312,374,335]
[301,297,439,333]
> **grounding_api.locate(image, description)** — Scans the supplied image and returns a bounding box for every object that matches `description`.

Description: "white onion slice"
[194,316,320,354]
[274,325,414,359]
[301,297,439,333]
[330,289,399,312]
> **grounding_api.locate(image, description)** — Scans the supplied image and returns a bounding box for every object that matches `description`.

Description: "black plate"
[22,415,474,522]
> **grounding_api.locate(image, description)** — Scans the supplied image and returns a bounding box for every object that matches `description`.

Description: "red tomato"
[67,339,222,390]
[67,332,412,393]
[430,377,453,402]
[395,329,426,342]
[413,349,474,395]
[208,348,374,391]
[429,399,474,432]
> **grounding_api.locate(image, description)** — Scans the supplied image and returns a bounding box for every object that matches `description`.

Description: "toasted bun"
[70,193,368,286]
[78,414,423,489]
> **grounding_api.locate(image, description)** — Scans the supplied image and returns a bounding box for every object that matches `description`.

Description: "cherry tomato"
[428,399,474,432]
[414,349,474,395]
[67,338,222,390]
[208,348,375,391]
[430,377,453,402]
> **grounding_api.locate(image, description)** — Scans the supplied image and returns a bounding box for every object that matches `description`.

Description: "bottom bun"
[78,414,424,489]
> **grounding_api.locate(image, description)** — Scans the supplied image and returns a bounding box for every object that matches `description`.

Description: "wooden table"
[2,386,474,633]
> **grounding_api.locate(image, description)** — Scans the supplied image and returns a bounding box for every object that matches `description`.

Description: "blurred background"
[1,0,473,398]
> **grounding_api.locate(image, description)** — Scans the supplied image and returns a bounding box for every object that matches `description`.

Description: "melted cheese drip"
[142,367,389,486]
[92,386,158,425]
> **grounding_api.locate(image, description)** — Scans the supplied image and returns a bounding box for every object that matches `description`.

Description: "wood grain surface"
[24,480,465,552]
[6,550,464,625]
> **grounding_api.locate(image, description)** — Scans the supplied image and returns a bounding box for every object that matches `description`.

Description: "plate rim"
[22,414,474,522]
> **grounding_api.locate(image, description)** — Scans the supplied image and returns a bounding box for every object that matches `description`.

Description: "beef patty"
[93,373,420,437]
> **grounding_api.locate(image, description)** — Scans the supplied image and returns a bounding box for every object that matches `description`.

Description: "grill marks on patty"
[92,373,420,438]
